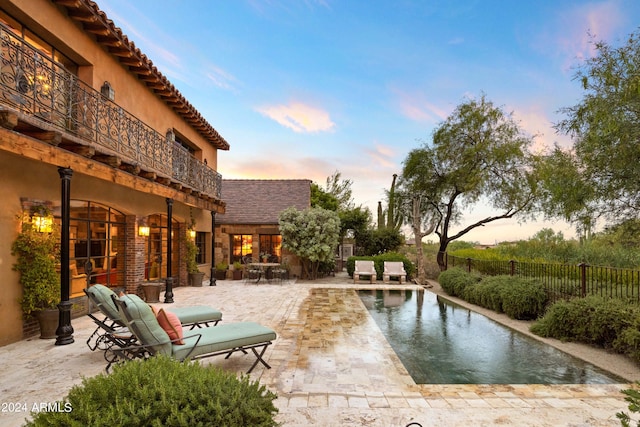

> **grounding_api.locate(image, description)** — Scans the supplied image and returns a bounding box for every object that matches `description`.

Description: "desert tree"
[400,94,539,270]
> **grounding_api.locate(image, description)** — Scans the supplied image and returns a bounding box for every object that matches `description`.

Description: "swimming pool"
[358,289,625,384]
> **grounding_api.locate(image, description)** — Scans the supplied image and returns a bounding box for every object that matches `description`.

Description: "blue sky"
[99,0,640,243]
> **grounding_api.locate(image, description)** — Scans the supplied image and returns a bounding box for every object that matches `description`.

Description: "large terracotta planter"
[35,308,58,339]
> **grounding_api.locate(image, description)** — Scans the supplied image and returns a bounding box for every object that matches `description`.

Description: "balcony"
[0,24,221,199]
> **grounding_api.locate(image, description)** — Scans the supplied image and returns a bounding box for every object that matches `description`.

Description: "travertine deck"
[1,273,637,426]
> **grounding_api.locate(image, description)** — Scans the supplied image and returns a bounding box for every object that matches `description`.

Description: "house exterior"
[216,179,312,278]
[0,0,228,345]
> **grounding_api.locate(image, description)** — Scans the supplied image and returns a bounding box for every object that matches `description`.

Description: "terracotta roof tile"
[218,179,311,224]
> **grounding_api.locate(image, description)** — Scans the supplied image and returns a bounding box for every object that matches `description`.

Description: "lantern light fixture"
[138,225,150,237]
[138,218,150,237]
[32,214,53,233]
[100,81,115,101]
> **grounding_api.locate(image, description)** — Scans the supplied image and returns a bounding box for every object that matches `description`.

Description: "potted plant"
[186,237,204,287]
[11,207,60,339]
[215,261,228,280]
[185,210,204,287]
[231,261,243,280]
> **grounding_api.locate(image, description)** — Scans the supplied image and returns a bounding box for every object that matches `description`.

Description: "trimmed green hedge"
[25,356,278,427]
[463,275,548,320]
[437,267,482,297]
[530,295,640,360]
[439,269,547,320]
[346,252,415,281]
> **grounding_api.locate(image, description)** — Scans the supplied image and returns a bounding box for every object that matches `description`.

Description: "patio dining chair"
[243,256,262,284]
[270,257,289,284]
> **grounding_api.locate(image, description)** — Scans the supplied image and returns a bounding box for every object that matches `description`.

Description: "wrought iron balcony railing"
[0,24,221,199]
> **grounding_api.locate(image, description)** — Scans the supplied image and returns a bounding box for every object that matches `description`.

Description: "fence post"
[466,257,471,273]
[579,263,587,298]
[510,260,515,276]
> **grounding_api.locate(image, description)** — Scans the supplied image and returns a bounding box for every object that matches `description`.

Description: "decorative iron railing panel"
[0,24,221,198]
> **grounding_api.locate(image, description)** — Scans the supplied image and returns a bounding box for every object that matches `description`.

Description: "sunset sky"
[99,0,640,243]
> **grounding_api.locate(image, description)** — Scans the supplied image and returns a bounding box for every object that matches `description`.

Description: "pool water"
[358,289,625,384]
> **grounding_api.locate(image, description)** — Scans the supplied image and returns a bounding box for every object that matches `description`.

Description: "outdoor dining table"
[248,262,281,284]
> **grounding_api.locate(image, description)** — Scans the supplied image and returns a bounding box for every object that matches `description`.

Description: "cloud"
[364,143,397,169]
[205,65,239,91]
[393,89,450,123]
[511,103,575,153]
[535,1,626,70]
[256,102,336,133]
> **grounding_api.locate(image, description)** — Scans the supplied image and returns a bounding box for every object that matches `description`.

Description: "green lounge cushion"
[172,322,277,361]
[89,284,222,327]
[87,284,123,324]
[170,306,222,325]
[118,294,171,356]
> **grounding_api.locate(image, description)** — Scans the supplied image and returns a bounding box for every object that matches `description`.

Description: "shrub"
[614,327,640,363]
[24,356,278,427]
[462,275,547,320]
[530,296,639,350]
[463,276,511,313]
[499,277,548,320]
[438,267,481,297]
[530,298,578,340]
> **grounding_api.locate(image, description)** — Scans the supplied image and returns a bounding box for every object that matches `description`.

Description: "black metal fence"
[0,23,221,198]
[446,254,640,303]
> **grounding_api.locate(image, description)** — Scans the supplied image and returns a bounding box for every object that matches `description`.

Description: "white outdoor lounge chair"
[353,260,377,284]
[383,261,407,284]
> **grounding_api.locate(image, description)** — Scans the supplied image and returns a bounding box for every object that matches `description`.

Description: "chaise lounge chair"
[383,261,407,284]
[84,284,222,368]
[353,260,377,284]
[110,293,276,374]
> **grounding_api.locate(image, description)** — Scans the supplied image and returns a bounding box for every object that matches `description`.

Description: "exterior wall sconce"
[138,225,150,237]
[101,81,115,101]
[138,218,150,237]
[32,213,53,233]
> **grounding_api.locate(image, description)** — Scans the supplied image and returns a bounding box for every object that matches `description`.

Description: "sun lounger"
[111,293,277,373]
[354,260,377,284]
[84,284,222,367]
[383,261,407,284]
